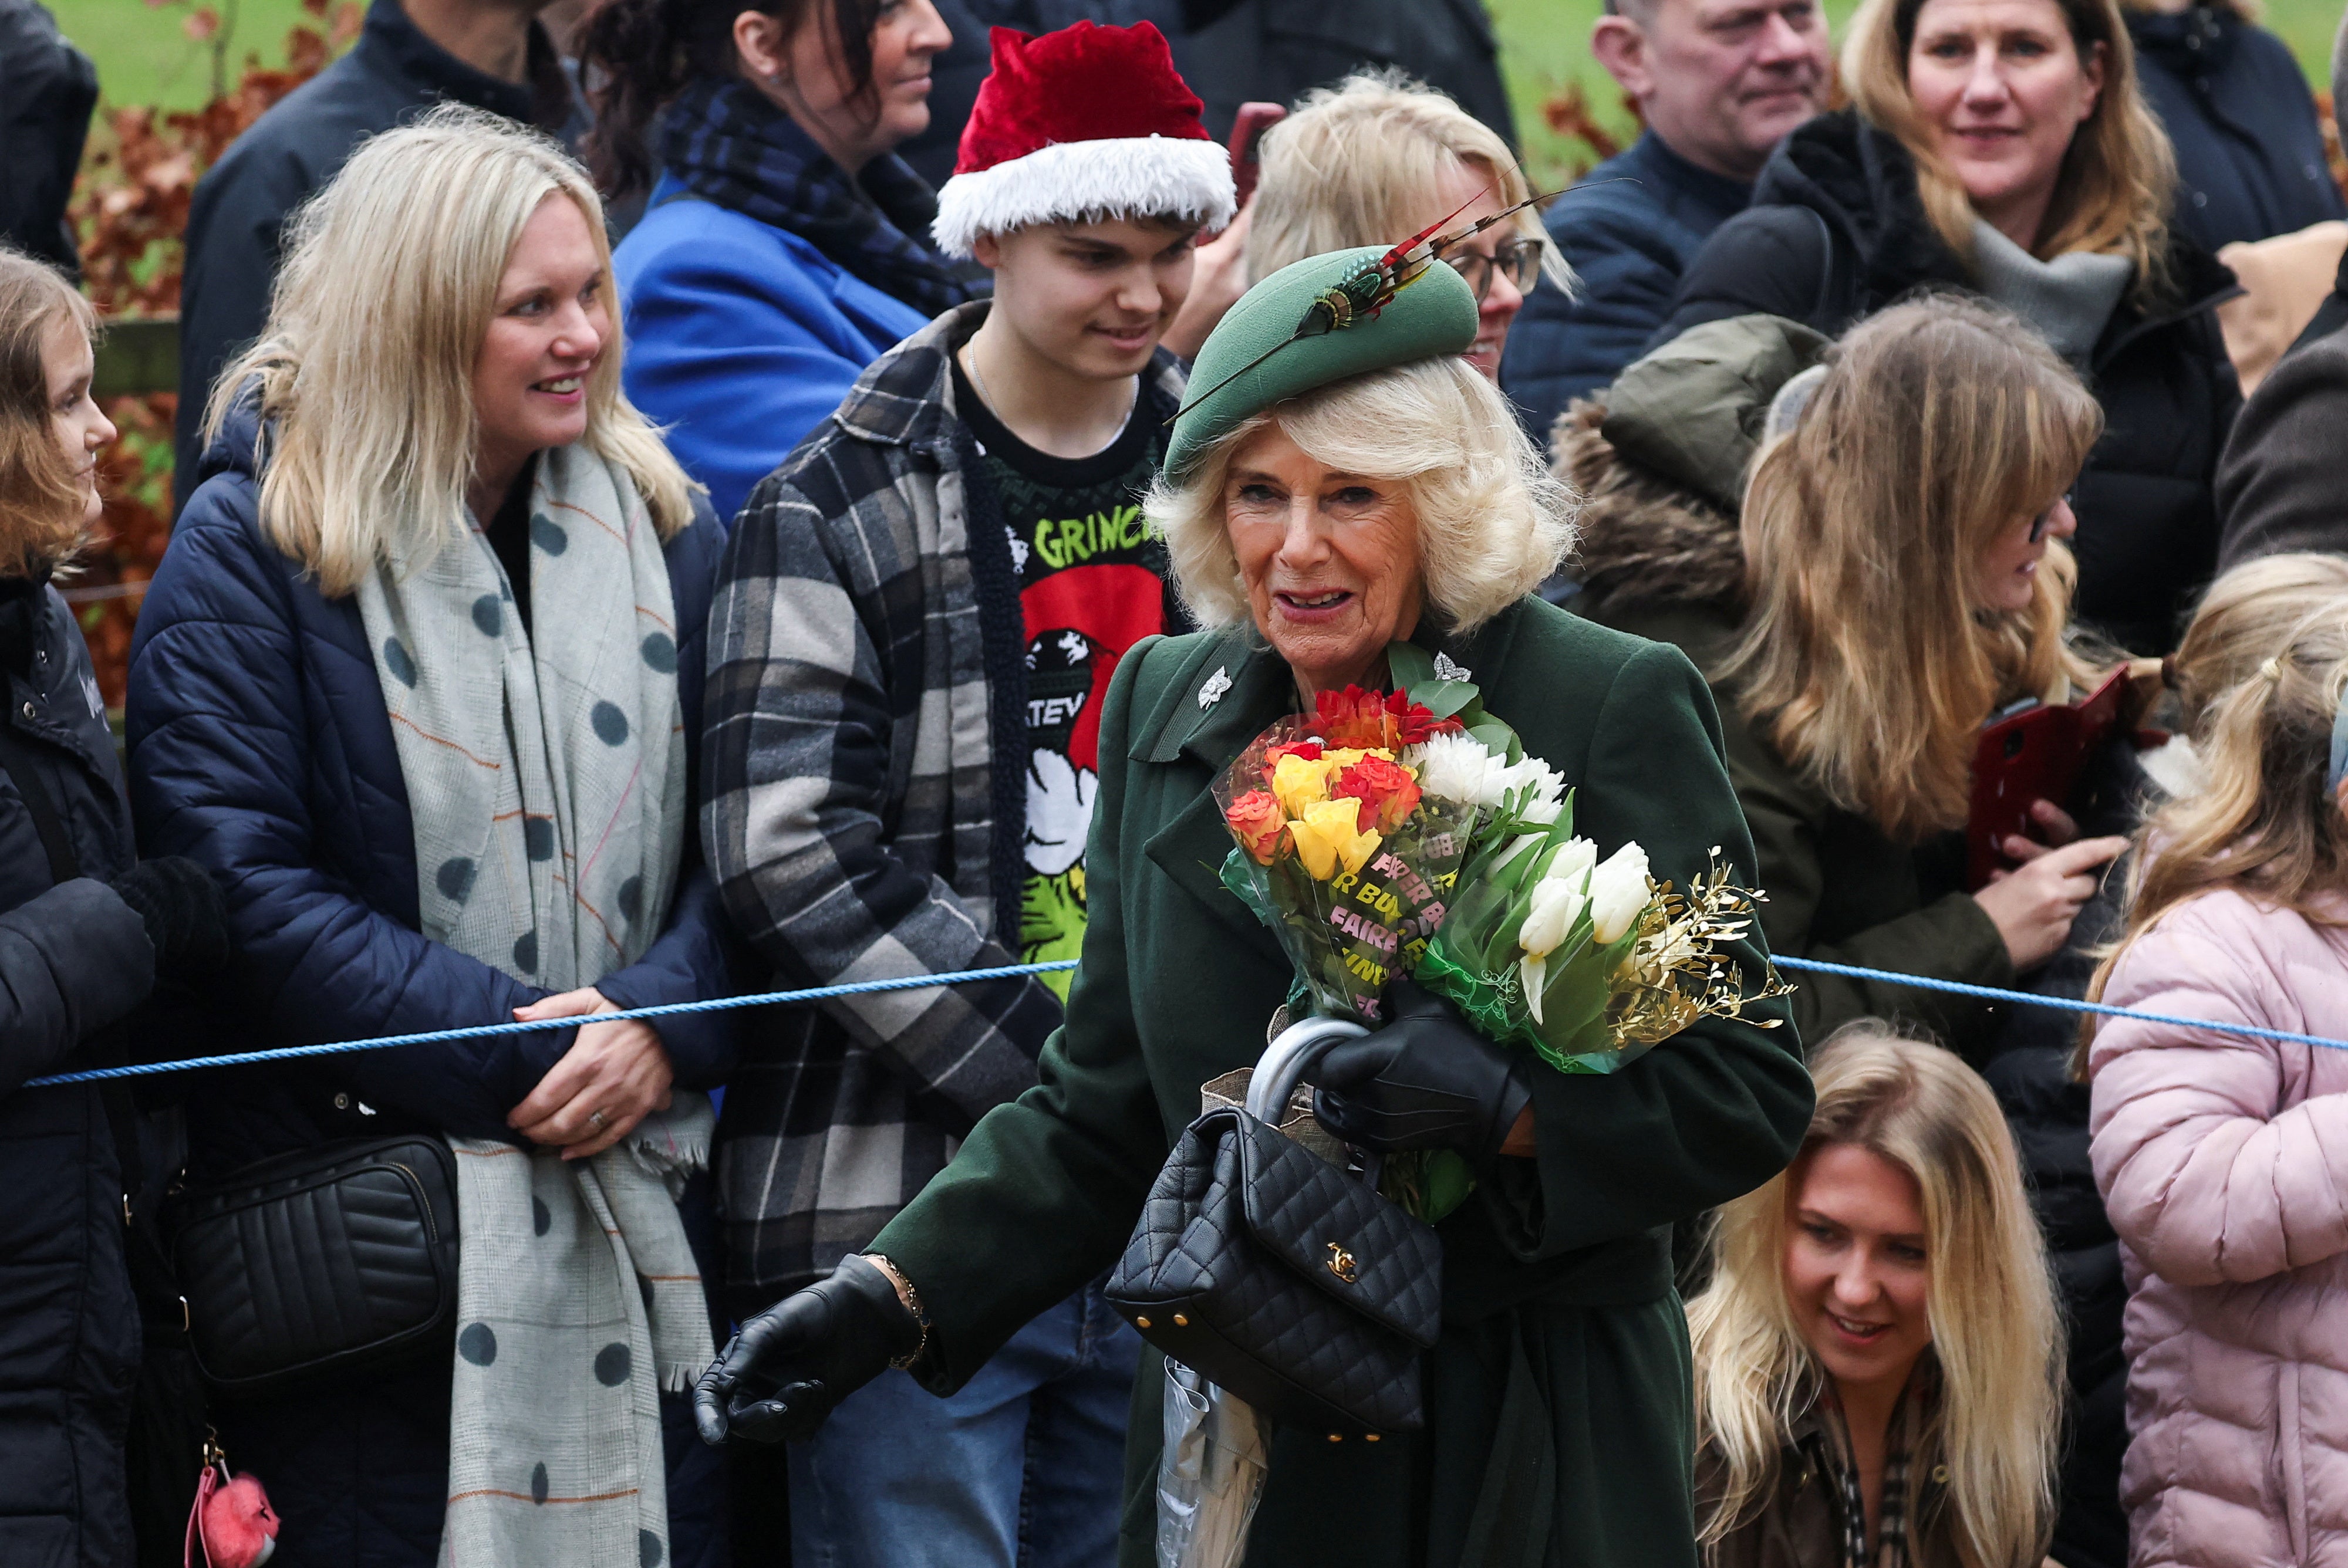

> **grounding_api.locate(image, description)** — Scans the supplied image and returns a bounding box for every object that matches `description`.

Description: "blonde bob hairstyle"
[1722,296,2104,842]
[1147,356,1573,636]
[1690,1023,2062,1568]
[1244,71,1569,293]
[204,104,699,597]
[0,249,99,579]
[1844,0,2177,303]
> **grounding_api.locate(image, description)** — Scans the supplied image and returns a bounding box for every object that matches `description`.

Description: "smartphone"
[1965,665,2131,890]
[1226,102,1286,212]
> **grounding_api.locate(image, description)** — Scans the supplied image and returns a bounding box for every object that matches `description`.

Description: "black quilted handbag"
[1106,1019,1443,1437]
[171,1136,460,1400]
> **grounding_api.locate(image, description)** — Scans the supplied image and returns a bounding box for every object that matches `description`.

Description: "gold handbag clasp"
[1325,1242,1358,1284]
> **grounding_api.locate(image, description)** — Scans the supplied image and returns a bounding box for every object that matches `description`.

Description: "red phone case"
[1965,666,2130,890]
[1226,103,1286,212]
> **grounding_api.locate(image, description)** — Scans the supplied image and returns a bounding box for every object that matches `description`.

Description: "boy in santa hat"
[699,21,1233,1566]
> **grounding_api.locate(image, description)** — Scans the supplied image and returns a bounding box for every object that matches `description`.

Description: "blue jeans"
[789,1279,1142,1568]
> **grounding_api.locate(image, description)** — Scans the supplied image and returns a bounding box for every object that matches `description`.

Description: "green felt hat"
[1166,246,1479,480]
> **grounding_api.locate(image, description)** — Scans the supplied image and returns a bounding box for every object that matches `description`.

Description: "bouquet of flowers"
[1211,647,1789,1221]
[1212,687,1477,1023]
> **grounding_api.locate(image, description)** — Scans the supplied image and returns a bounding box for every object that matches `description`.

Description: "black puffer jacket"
[0,578,157,1568]
[1658,110,2242,655]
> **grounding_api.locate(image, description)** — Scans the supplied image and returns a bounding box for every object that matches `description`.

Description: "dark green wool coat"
[870,597,1814,1568]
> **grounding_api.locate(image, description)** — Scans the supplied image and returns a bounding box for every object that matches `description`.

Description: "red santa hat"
[932,21,1237,260]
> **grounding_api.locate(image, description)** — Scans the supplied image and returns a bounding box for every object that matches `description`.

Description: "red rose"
[1315,686,1448,749]
[1331,755,1423,833]
[1224,788,1290,864]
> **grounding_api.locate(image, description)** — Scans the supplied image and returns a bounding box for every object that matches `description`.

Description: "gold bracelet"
[862,1253,932,1370]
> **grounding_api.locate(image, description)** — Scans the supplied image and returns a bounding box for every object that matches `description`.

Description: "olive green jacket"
[872,597,1813,1568]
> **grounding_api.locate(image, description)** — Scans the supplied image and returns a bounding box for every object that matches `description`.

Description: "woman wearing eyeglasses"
[1163,72,1556,383]
[1580,295,2131,1065]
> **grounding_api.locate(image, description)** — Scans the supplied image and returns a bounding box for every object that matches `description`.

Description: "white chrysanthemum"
[1402,731,1505,806]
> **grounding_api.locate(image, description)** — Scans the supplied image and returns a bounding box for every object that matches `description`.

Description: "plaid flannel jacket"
[703,300,1189,1307]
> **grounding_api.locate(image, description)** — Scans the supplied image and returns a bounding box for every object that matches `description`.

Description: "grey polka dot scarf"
[355,441,714,1568]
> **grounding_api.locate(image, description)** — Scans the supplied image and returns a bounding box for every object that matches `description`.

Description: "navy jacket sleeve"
[1503,204,1698,441]
[128,491,581,1138]
[173,156,309,506]
[1650,205,1836,351]
[0,879,153,1098]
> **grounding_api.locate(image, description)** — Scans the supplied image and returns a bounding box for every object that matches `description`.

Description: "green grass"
[49,0,321,113]
[50,0,2348,185]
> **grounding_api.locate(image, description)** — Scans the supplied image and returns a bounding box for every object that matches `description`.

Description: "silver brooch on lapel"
[1433,653,1471,682]
[1197,666,1232,709]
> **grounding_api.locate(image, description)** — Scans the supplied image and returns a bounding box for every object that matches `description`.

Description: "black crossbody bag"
[0,721,464,1401]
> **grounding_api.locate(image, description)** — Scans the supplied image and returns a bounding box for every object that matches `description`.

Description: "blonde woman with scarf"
[126,106,738,1568]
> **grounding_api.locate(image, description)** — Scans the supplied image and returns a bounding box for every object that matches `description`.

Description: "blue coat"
[615,177,935,527]
[124,400,737,1567]
[1500,133,1754,443]
[2130,4,2343,255]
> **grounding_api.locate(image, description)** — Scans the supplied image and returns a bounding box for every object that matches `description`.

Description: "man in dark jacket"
[2130,0,2342,255]
[172,0,575,508]
[1498,0,1829,441]
[1168,0,1515,147]
[0,0,96,276]
[2213,23,2348,569]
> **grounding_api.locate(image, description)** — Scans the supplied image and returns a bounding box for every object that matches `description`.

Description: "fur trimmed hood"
[1552,312,1829,624]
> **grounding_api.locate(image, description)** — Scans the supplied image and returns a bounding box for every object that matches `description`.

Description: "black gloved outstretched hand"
[1311,978,1533,1170]
[693,1253,920,1445]
[108,857,230,988]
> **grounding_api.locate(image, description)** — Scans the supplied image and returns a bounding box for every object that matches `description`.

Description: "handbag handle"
[1247,1016,1387,1188]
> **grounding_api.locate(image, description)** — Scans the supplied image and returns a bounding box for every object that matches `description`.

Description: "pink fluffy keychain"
[185,1431,279,1568]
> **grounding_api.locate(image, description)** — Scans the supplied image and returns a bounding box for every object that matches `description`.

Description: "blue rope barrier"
[22,961,1081,1087]
[1771,954,2348,1053]
[25,951,2348,1091]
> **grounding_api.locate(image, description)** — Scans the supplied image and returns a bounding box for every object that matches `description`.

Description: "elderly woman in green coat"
[693,251,1815,1568]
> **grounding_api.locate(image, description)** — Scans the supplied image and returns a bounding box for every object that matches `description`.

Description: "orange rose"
[1331,755,1423,833]
[1224,788,1290,864]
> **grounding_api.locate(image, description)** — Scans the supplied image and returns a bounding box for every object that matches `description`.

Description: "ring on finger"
[589,1109,608,1130]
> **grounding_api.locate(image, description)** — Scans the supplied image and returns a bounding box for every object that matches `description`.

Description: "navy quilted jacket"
[123,398,737,1567]
[1500,132,1754,445]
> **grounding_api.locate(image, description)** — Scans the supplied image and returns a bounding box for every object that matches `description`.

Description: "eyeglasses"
[2028,487,2078,545]
[1443,238,1544,303]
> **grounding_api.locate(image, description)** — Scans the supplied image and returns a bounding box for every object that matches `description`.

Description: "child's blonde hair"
[0,248,99,578]
[2092,591,2348,1017]
[2168,554,2348,736]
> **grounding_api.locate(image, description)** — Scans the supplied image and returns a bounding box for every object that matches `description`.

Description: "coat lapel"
[1140,630,1295,956]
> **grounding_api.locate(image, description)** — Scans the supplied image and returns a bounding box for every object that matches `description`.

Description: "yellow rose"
[1289,797,1383,880]
[1271,752,1333,816]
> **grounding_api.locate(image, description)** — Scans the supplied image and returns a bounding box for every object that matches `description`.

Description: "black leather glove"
[107,857,230,987]
[693,1253,921,1445]
[1310,978,1533,1170]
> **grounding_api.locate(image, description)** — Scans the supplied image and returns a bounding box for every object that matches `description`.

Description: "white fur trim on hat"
[932,136,1237,258]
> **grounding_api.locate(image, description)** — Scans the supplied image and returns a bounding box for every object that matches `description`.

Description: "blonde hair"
[203,105,699,597]
[2170,553,2348,735]
[1723,296,2105,841]
[1244,72,1567,290]
[1690,1024,2062,1568]
[2092,595,2348,1010]
[0,249,99,579]
[1844,0,2177,302]
[1145,356,1573,634]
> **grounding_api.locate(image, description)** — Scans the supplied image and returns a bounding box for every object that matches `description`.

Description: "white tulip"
[1517,878,1587,958]
[1521,951,1548,1025]
[1549,837,1598,888]
[1586,842,1653,944]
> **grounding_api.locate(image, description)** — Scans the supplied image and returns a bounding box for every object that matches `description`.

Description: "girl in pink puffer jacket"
[2089,600,2348,1568]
